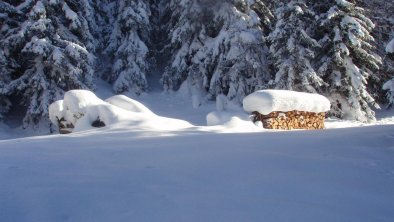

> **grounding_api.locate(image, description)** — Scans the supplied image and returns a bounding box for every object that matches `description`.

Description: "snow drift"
[1,123,393,222]
[49,90,192,133]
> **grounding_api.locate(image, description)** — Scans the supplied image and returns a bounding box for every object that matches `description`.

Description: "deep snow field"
[1,82,394,222]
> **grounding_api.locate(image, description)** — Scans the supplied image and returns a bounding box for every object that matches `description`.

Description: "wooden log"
[257,110,326,130]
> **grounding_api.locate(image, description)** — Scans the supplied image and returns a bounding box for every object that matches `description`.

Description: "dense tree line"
[0,0,393,129]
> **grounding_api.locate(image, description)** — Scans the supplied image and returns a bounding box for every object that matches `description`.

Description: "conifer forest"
[1,0,393,128]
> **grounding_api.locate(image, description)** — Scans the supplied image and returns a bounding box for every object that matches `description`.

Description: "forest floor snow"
[0,85,394,222]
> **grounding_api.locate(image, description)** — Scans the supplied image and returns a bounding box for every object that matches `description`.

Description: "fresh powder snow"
[2,89,394,222]
[105,95,155,114]
[0,121,393,222]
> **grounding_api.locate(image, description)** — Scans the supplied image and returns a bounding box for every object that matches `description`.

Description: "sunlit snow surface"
[0,88,394,222]
[243,90,331,115]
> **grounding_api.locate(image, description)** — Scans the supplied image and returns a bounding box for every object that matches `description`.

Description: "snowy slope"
[0,125,394,222]
[1,88,394,221]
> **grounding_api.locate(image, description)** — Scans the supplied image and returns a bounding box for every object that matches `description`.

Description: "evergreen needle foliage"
[0,0,393,128]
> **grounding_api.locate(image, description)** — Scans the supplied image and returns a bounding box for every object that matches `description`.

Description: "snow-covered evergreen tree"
[103,0,150,95]
[159,0,201,92]
[0,0,95,127]
[269,0,324,93]
[3,0,392,127]
[356,0,394,105]
[244,0,274,35]
[317,0,382,122]
[209,0,272,103]
[0,1,21,120]
[162,0,272,106]
[383,38,394,107]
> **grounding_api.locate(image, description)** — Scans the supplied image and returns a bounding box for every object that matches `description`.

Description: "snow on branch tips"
[386,38,394,54]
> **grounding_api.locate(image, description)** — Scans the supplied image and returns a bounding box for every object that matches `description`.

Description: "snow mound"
[48,100,66,127]
[386,38,394,54]
[63,90,105,115]
[243,90,331,115]
[207,111,250,126]
[50,90,130,130]
[49,90,193,133]
[206,111,262,132]
[105,95,154,115]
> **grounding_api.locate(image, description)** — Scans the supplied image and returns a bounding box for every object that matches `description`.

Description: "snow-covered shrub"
[49,90,104,129]
[49,90,193,133]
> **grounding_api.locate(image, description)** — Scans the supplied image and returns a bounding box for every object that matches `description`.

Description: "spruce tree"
[317,0,382,122]
[162,0,272,106]
[356,0,394,105]
[209,0,272,104]
[269,0,324,93]
[383,38,394,107]
[103,0,151,95]
[0,1,21,120]
[0,0,95,127]
[160,0,202,92]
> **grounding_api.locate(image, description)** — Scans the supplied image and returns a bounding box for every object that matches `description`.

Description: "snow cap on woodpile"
[243,90,331,115]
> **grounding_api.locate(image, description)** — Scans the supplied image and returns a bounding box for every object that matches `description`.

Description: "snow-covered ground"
[0,86,394,221]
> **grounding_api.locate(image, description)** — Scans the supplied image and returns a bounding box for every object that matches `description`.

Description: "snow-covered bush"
[49,90,105,129]
[49,90,192,133]
[50,90,142,132]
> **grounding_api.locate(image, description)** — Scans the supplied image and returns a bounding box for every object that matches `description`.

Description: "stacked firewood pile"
[252,111,326,130]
